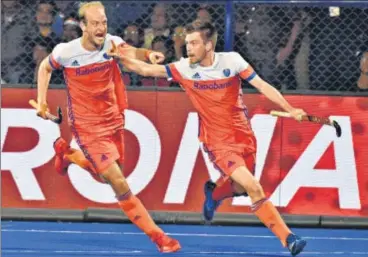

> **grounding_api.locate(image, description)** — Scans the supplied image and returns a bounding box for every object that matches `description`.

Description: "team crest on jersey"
[223,68,230,77]
[103,53,111,60]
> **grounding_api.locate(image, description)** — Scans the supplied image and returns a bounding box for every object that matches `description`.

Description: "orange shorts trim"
[73,128,125,174]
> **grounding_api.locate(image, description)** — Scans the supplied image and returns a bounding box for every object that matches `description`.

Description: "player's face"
[83,7,108,47]
[185,32,207,64]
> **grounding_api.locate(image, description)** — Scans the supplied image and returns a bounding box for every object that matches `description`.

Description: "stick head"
[54,106,63,124]
[332,120,342,137]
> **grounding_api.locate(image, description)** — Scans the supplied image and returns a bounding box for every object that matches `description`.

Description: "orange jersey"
[49,34,127,135]
[166,52,257,152]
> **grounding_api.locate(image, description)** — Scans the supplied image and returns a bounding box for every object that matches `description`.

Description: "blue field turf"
[2,221,368,257]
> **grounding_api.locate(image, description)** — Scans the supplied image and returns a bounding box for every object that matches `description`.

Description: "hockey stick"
[29,99,63,124]
[270,110,342,137]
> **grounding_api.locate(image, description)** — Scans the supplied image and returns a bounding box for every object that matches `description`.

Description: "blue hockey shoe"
[286,233,307,256]
[203,180,222,221]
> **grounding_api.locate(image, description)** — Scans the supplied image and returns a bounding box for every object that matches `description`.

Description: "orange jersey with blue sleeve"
[49,34,127,135]
[165,52,257,153]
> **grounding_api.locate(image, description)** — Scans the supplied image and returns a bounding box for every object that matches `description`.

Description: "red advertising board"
[1,88,368,217]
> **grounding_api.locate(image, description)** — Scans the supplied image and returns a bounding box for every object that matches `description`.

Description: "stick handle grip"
[270,110,292,118]
[28,99,59,122]
[29,99,38,109]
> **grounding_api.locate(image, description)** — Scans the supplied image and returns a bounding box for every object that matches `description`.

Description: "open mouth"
[95,33,105,40]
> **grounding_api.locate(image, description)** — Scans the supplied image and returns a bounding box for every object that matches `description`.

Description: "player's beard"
[189,51,206,65]
[189,57,198,64]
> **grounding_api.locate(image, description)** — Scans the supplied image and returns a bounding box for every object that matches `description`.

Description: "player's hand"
[36,101,49,120]
[289,108,306,122]
[149,51,165,64]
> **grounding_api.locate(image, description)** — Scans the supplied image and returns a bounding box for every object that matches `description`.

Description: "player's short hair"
[185,19,218,47]
[78,1,105,24]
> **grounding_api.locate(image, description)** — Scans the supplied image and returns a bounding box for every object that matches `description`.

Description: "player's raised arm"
[115,42,165,64]
[122,55,168,78]
[109,41,168,78]
[135,47,165,64]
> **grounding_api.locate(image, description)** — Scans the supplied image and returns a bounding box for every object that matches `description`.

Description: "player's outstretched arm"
[36,56,53,119]
[109,42,168,78]
[249,75,306,120]
[121,55,168,78]
[135,47,165,64]
[116,44,165,64]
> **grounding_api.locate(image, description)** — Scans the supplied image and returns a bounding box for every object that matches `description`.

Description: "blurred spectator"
[105,2,148,34]
[16,0,61,83]
[120,24,145,87]
[122,24,144,48]
[358,52,368,90]
[170,3,197,30]
[19,36,62,84]
[276,9,312,90]
[2,1,367,91]
[234,6,307,90]
[196,4,225,51]
[143,3,171,49]
[148,36,179,87]
[1,0,33,83]
[151,36,176,63]
[54,1,82,38]
[172,26,186,59]
[308,7,365,91]
[32,37,53,82]
[55,1,78,19]
[293,10,313,89]
[62,17,82,42]
[134,36,178,87]
[196,7,212,23]
[33,0,60,39]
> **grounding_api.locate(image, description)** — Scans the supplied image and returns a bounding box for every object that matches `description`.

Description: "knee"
[102,172,129,192]
[101,165,124,185]
[106,176,126,188]
[244,178,264,198]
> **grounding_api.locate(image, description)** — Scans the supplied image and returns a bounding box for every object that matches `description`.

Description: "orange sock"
[252,198,291,247]
[117,190,163,237]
